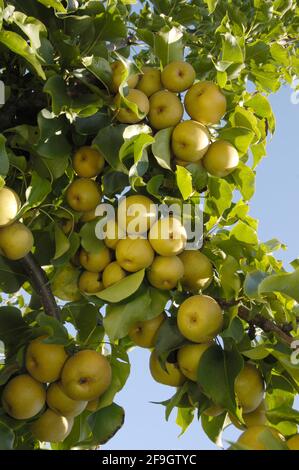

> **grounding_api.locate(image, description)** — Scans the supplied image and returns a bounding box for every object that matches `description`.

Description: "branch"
[217,299,293,346]
[20,253,60,320]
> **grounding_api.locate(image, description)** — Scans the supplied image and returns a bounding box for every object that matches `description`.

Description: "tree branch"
[20,253,60,320]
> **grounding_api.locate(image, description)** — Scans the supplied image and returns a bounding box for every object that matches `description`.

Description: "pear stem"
[21,253,60,320]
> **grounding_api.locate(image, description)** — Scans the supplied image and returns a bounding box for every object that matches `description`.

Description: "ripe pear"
[47,382,87,418]
[0,222,34,260]
[150,351,186,387]
[179,250,213,292]
[31,409,73,443]
[102,261,126,288]
[114,89,149,124]
[116,238,154,272]
[79,247,111,273]
[203,140,239,177]
[2,374,46,420]
[149,217,187,257]
[26,336,68,383]
[137,66,162,97]
[243,401,267,428]
[172,120,210,163]
[61,350,112,401]
[185,81,227,125]
[287,434,299,450]
[103,219,125,250]
[73,146,105,178]
[237,425,284,450]
[234,363,264,413]
[177,295,223,343]
[147,255,184,290]
[81,209,97,223]
[129,313,166,348]
[161,61,196,93]
[78,271,103,294]
[148,90,183,130]
[118,195,157,235]
[111,60,139,93]
[0,186,21,227]
[52,264,81,301]
[66,178,101,212]
[178,343,212,382]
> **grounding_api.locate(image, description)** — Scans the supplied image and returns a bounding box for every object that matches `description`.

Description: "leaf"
[0,30,45,79]
[93,125,126,171]
[175,165,193,200]
[82,56,112,89]
[206,177,233,217]
[201,412,226,446]
[244,271,269,299]
[62,302,104,346]
[267,405,299,425]
[219,256,241,300]
[0,422,14,450]
[86,403,125,446]
[219,127,254,155]
[242,345,270,360]
[36,313,69,344]
[138,27,183,66]
[230,221,258,245]
[187,163,208,192]
[258,269,299,303]
[245,94,273,119]
[54,226,71,260]
[204,0,219,14]
[152,127,173,170]
[0,256,26,294]
[222,33,243,64]
[0,306,30,351]
[96,269,145,303]
[80,220,106,254]
[232,162,255,201]
[25,171,51,207]
[176,407,194,436]
[198,345,243,412]
[0,134,9,176]
[155,317,186,360]
[37,0,66,12]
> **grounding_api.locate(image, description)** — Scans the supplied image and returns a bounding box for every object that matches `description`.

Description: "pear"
[0,222,34,260]
[26,336,68,383]
[102,262,126,288]
[149,90,183,130]
[79,247,111,273]
[31,409,73,443]
[47,382,87,418]
[161,61,196,93]
[2,374,46,420]
[129,313,166,348]
[0,186,21,227]
[73,146,105,178]
[235,363,264,413]
[66,178,101,212]
[150,351,186,387]
[147,255,184,290]
[149,217,187,257]
[179,250,213,292]
[116,238,154,272]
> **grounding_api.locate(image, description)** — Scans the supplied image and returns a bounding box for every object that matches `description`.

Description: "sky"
[102,86,299,450]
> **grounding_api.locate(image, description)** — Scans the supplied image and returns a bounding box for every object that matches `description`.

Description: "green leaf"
[230,221,258,245]
[86,403,124,446]
[82,56,112,89]
[206,177,233,217]
[98,348,130,409]
[0,135,9,176]
[219,127,254,155]
[0,422,14,450]
[80,220,106,254]
[0,30,45,79]
[0,306,30,351]
[258,269,299,303]
[36,313,69,344]
[267,405,299,425]
[62,302,104,346]
[201,412,226,446]
[37,0,66,12]
[245,94,273,119]
[204,0,219,14]
[175,165,193,200]
[244,271,269,299]
[96,269,145,303]
[222,33,243,64]
[242,345,270,360]
[93,125,126,171]
[232,162,255,201]
[152,127,173,170]
[138,27,183,66]
[198,345,243,412]
[25,171,51,207]
[176,407,194,436]
[187,163,208,192]
[155,317,186,360]
[54,226,70,260]
[219,256,241,300]
[0,256,26,294]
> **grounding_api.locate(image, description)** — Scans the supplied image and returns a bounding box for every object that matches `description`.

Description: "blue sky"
[102,86,299,450]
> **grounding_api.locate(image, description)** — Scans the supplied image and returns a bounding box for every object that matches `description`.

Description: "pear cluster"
[0,186,34,260]
[111,60,239,177]
[1,337,112,443]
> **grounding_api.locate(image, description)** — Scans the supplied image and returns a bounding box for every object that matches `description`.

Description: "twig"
[20,253,60,320]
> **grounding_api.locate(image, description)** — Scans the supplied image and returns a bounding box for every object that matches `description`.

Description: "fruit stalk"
[21,253,60,320]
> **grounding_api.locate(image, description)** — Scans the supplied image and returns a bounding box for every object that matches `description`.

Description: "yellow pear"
[0,222,34,260]
[0,186,21,227]
[203,404,225,417]
[137,66,162,97]
[80,209,97,223]
[31,409,73,443]
[79,247,111,273]
[73,146,105,178]
[203,140,239,177]
[161,61,196,92]
[147,255,184,290]
[102,261,126,288]
[114,89,149,124]
[149,217,187,256]
[52,264,81,301]
[2,374,46,420]
[103,219,125,249]
[185,81,227,125]
[116,237,154,272]
[47,382,87,418]
[235,363,264,413]
[118,195,157,235]
[66,178,101,212]
[237,425,284,450]
[178,343,212,382]
[78,271,103,294]
[26,336,68,383]
[148,90,183,130]
[61,350,112,401]
[179,250,213,292]
[129,313,166,348]
[243,401,267,428]
[150,351,186,387]
[111,60,139,93]
[287,434,299,450]
[177,295,223,343]
[172,120,210,163]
